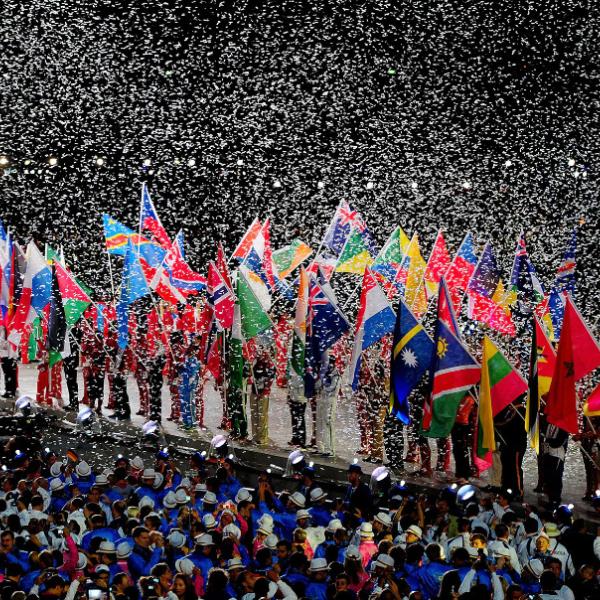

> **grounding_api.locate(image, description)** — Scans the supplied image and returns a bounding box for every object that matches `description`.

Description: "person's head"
[44,575,68,597]
[505,584,523,600]
[451,547,470,567]
[539,569,557,592]
[545,557,562,581]
[276,540,291,562]
[206,568,228,593]
[253,577,271,598]
[424,543,444,564]
[347,465,362,486]
[172,574,194,599]
[470,533,487,550]
[523,517,539,536]
[494,523,509,540]
[5,564,23,581]
[150,563,172,591]
[133,526,151,548]
[255,547,272,568]
[335,573,350,593]
[113,573,133,593]
[535,533,550,553]
[1,530,15,552]
[405,525,423,545]
[496,490,511,507]
[578,564,595,581]
[237,499,252,519]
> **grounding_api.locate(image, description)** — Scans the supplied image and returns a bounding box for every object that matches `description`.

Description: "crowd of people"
[1,395,600,600]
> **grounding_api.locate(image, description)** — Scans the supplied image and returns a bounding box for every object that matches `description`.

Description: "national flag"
[48,266,67,366]
[322,200,365,256]
[545,301,578,434]
[140,183,171,248]
[403,234,428,318]
[216,243,233,290]
[273,239,313,278]
[562,295,600,381]
[116,240,150,349]
[207,260,235,330]
[174,230,186,260]
[335,227,375,274]
[534,315,556,397]
[388,297,434,424]
[348,268,396,390]
[437,277,460,338]
[288,267,309,395]
[305,253,337,282]
[232,217,262,261]
[476,338,498,461]
[445,232,478,313]
[372,225,410,284]
[0,218,6,242]
[54,262,91,329]
[547,287,566,339]
[307,279,350,353]
[584,383,600,417]
[508,231,545,312]
[140,242,187,305]
[237,269,272,339]
[424,320,480,437]
[467,242,516,336]
[554,228,576,296]
[45,244,63,266]
[9,241,52,345]
[103,214,151,256]
[0,234,15,320]
[424,230,451,298]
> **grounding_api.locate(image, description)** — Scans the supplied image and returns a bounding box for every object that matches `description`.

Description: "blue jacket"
[305,581,328,600]
[81,527,120,551]
[128,544,164,579]
[310,505,332,528]
[418,561,453,600]
[187,552,215,583]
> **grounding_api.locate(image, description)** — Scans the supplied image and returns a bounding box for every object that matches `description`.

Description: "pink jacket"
[359,539,378,568]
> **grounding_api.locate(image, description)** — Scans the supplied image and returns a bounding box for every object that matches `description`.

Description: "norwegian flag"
[140,184,172,248]
[207,260,235,330]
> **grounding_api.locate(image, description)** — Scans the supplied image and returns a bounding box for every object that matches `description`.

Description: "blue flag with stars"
[389,297,434,424]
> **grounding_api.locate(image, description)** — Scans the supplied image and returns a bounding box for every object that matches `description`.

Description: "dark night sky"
[0,1,599,316]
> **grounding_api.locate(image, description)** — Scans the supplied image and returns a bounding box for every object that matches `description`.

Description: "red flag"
[437,277,460,337]
[545,302,578,434]
[216,243,232,290]
[563,295,600,381]
[232,218,262,261]
[424,230,451,298]
[207,261,234,330]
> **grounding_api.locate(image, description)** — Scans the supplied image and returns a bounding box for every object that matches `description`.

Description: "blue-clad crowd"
[1,403,600,600]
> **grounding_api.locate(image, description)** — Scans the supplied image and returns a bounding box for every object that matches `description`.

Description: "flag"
[349,268,396,390]
[216,243,233,290]
[554,228,576,296]
[273,239,313,278]
[45,244,63,266]
[508,231,545,312]
[467,242,516,336]
[534,315,556,397]
[55,262,91,328]
[174,230,186,260]
[207,260,235,330]
[228,302,245,406]
[48,266,67,366]
[545,300,578,434]
[388,297,434,424]
[288,267,309,395]
[323,200,367,256]
[372,225,410,284]
[232,217,262,261]
[335,227,375,274]
[424,320,480,437]
[0,234,15,319]
[445,232,478,313]
[476,339,497,460]
[584,383,600,417]
[237,269,272,339]
[140,183,171,248]
[0,218,6,242]
[424,230,451,298]
[404,234,428,318]
[140,242,187,306]
[116,240,150,349]
[103,214,150,255]
[437,277,460,338]
[308,280,350,353]
[526,318,556,453]
[562,295,600,381]
[9,241,52,345]
[547,287,566,339]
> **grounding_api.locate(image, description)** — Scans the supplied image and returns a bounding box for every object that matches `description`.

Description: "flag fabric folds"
[307,280,350,354]
[237,269,272,340]
[48,266,67,366]
[424,320,480,437]
[117,240,150,349]
[335,228,375,274]
[404,234,428,317]
[508,231,545,312]
[349,268,396,390]
[388,297,434,424]
[140,184,171,248]
[272,239,313,278]
[207,261,235,330]
[445,232,478,313]
[424,230,451,298]
[288,267,309,396]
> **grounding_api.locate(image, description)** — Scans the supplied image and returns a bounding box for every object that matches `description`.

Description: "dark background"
[0,1,598,318]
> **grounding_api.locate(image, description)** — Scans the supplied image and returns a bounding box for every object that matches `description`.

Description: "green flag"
[237,270,272,339]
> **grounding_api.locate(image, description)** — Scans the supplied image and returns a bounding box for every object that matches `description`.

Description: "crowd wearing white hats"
[1,440,600,600]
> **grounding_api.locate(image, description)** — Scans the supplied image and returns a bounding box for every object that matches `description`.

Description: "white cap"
[258,522,274,536]
[195,533,214,546]
[75,461,91,477]
[97,541,116,554]
[406,524,423,539]
[223,524,241,540]
[95,474,109,486]
[132,456,144,470]
[296,509,311,522]
[138,496,155,509]
[326,519,344,533]
[76,552,87,570]
[50,478,64,492]
[375,512,392,529]
[289,492,306,508]
[375,554,395,569]
[235,488,252,503]
[163,491,177,509]
[345,546,361,560]
[50,462,63,478]
[310,488,327,502]
[264,534,278,550]
[116,541,132,559]
[174,489,190,504]
[152,472,164,490]
[195,483,207,494]
[527,558,545,578]
[141,468,156,480]
[167,530,187,549]
[258,514,274,526]
[175,557,195,576]
[227,557,244,571]
[203,491,217,505]
[309,557,328,572]
[203,514,216,530]
[359,522,374,537]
